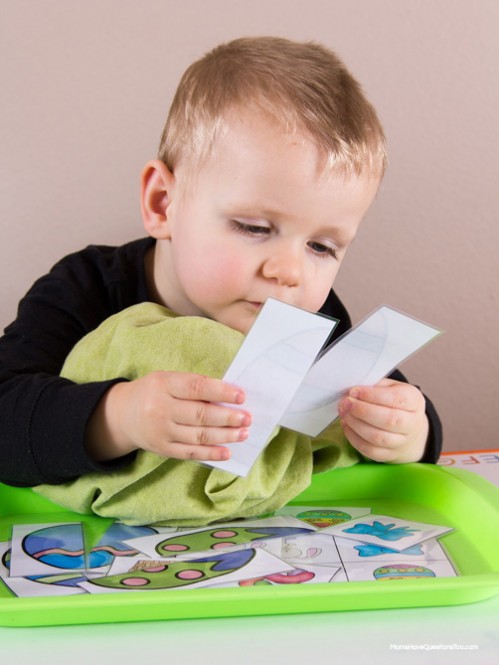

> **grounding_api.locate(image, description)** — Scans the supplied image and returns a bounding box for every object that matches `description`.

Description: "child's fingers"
[165,372,245,405]
[341,423,402,463]
[162,440,235,462]
[172,399,252,429]
[340,411,406,451]
[338,396,413,435]
[344,380,425,412]
[339,379,430,463]
[169,420,249,448]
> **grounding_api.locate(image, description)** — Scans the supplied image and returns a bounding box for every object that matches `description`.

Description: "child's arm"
[0,240,157,487]
[86,372,252,463]
[337,378,431,463]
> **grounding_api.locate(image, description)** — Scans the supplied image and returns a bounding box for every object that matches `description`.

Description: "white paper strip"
[280,306,442,436]
[206,298,337,476]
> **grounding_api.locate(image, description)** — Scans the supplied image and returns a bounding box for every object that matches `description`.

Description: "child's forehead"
[198,110,322,176]
[174,111,308,188]
[211,116,377,188]
[203,109,381,184]
[174,109,380,207]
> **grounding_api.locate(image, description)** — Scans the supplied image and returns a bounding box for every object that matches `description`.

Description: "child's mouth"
[247,301,263,310]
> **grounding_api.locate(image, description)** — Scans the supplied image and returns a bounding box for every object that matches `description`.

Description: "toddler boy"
[0,37,441,523]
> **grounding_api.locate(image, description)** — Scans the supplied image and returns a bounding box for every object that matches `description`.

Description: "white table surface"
[1,593,498,664]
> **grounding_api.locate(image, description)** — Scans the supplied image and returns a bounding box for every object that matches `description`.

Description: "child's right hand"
[85,372,251,463]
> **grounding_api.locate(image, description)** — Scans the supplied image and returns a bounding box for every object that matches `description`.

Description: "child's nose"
[261,250,302,286]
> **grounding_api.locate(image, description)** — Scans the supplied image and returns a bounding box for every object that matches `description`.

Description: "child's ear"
[140,160,176,239]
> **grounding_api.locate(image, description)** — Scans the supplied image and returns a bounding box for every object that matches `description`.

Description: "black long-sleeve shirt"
[0,237,442,486]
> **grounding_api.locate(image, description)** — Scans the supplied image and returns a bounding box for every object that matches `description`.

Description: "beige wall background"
[1,0,498,452]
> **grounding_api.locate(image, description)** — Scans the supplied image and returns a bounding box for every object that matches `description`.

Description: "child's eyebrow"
[224,204,283,221]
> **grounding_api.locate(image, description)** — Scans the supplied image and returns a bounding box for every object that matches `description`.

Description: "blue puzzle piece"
[343,521,417,541]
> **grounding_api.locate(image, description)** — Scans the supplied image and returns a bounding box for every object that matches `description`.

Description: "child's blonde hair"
[159,36,387,179]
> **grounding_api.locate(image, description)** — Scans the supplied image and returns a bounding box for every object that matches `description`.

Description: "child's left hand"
[337,378,429,464]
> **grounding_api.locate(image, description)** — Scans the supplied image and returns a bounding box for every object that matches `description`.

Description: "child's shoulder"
[48,237,154,276]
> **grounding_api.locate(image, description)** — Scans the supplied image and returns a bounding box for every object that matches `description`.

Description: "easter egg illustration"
[296,509,351,528]
[86,549,257,591]
[373,564,436,580]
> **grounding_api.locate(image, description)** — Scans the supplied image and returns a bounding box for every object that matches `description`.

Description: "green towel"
[35,303,359,526]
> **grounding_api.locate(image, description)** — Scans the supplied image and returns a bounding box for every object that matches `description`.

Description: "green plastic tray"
[1,463,498,627]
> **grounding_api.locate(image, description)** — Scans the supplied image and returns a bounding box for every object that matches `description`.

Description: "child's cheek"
[193,253,246,299]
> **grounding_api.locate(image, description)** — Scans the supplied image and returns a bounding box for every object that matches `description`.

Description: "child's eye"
[308,241,338,259]
[231,219,271,236]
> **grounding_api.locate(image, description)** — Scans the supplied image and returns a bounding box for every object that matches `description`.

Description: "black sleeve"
[319,291,443,463]
[0,240,152,487]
